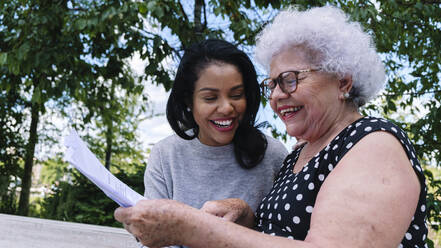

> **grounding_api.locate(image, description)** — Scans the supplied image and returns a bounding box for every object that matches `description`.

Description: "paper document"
[64,130,145,207]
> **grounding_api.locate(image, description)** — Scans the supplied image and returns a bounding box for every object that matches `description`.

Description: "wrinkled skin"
[114,199,195,247]
[200,198,254,227]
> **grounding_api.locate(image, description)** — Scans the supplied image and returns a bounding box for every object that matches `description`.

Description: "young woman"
[143,39,288,214]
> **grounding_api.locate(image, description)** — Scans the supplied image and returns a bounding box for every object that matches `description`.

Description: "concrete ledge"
[0,214,139,248]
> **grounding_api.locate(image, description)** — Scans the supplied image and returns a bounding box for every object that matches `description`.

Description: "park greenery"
[0,0,440,246]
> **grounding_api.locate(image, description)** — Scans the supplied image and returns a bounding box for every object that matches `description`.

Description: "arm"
[200,198,255,228]
[143,145,170,199]
[116,132,420,248]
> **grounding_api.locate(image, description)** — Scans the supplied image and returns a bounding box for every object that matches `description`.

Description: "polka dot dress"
[254,116,428,247]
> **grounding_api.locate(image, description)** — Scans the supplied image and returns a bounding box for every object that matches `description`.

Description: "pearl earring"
[343,92,350,99]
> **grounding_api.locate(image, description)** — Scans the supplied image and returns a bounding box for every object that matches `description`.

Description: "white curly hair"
[255,6,385,107]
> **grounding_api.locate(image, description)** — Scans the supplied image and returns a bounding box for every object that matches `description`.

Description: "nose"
[270,83,289,101]
[218,98,234,115]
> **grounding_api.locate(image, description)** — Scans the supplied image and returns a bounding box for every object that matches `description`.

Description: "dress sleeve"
[144,144,171,199]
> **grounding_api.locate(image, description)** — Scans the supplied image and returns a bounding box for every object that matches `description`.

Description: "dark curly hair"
[166,39,267,169]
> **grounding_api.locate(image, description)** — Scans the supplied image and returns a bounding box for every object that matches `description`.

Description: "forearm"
[181,209,318,248]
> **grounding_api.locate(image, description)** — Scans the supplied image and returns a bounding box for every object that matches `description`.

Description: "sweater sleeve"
[144,144,171,199]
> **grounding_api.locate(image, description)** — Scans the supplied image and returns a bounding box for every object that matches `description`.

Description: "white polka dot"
[398,244,403,248]
[304,174,310,180]
[325,145,330,151]
[328,163,334,171]
[277,213,281,221]
[287,236,294,240]
[285,226,292,232]
[391,127,397,133]
[370,119,378,122]
[296,194,303,201]
[324,153,328,160]
[308,182,315,190]
[356,122,362,127]
[284,203,290,211]
[332,144,339,150]
[303,166,308,172]
[314,161,319,168]
[335,156,339,162]
[283,186,288,191]
[274,203,278,209]
[270,232,275,236]
[260,212,264,217]
[335,135,340,140]
[275,195,279,201]
[260,204,264,209]
[267,204,271,209]
[282,193,287,200]
[346,142,353,149]
[413,224,420,230]
[268,213,272,219]
[318,174,325,181]
[306,206,313,213]
[293,184,298,190]
[405,232,412,240]
[423,234,426,241]
[421,205,426,212]
[364,126,372,132]
[293,216,301,224]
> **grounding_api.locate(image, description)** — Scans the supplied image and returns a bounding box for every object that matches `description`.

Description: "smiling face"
[269,46,349,142]
[192,63,246,146]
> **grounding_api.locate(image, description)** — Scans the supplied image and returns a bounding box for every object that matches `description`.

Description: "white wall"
[0,214,139,248]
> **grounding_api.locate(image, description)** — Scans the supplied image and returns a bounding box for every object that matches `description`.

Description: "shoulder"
[264,134,289,155]
[151,134,186,151]
[261,135,289,171]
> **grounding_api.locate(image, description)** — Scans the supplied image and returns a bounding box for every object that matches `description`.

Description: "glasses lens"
[261,79,275,99]
[280,71,297,93]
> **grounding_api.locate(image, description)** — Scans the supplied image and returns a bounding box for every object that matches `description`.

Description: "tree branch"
[178,1,189,23]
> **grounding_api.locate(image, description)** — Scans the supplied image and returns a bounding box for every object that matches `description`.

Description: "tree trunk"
[194,0,205,39]
[17,99,40,216]
[104,123,113,170]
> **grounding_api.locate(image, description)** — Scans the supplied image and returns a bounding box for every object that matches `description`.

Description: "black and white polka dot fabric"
[254,116,428,247]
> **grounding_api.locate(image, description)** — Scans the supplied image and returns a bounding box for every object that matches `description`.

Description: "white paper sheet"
[64,129,145,207]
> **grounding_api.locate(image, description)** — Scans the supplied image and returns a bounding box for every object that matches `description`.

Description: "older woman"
[114,6,427,248]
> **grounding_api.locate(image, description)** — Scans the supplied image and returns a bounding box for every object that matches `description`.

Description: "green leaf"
[0,53,7,65]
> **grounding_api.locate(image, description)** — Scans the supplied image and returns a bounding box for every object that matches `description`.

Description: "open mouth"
[210,119,233,128]
[279,106,303,117]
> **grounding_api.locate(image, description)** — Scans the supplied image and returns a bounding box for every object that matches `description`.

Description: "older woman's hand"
[201,198,255,228]
[114,199,195,247]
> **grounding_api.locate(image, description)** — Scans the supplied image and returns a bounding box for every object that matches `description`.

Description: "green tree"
[0,0,148,215]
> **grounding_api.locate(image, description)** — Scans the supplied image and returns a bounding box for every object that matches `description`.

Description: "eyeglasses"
[260,68,321,99]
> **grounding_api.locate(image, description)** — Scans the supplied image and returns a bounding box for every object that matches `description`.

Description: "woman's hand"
[200,198,255,228]
[114,199,195,247]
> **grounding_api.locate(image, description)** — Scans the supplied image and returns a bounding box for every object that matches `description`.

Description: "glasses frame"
[260,68,321,99]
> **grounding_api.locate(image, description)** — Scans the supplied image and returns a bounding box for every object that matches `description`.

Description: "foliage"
[0,0,149,215]
[41,161,145,227]
[0,80,25,214]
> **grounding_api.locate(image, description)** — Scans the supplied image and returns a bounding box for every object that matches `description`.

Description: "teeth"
[280,106,302,115]
[213,120,233,126]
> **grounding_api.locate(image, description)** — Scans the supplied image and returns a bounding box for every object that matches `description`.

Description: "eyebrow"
[197,84,244,92]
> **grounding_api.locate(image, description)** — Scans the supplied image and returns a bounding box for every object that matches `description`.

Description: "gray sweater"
[144,134,288,211]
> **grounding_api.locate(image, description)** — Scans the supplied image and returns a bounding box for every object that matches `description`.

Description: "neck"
[303,108,362,156]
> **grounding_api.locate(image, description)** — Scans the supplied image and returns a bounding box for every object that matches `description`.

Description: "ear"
[184,98,192,111]
[338,74,353,100]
